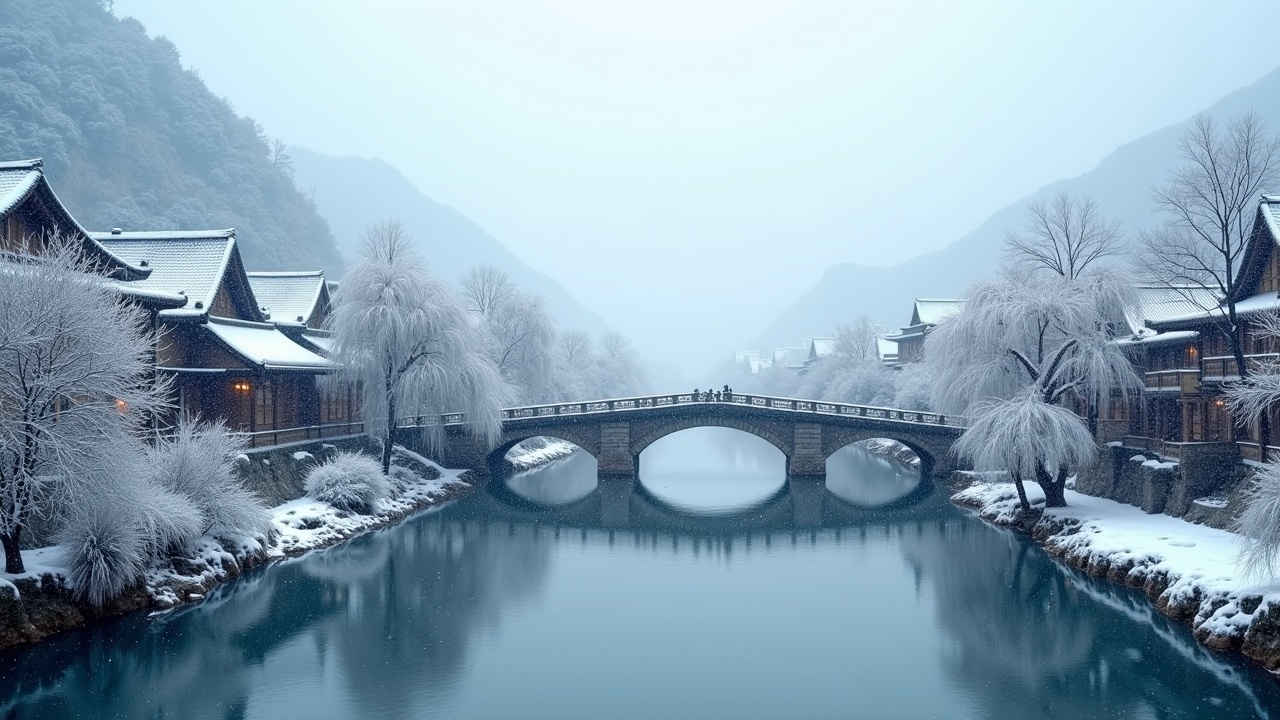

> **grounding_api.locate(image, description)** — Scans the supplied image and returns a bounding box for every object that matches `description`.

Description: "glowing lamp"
[114,398,128,413]
[232,380,252,393]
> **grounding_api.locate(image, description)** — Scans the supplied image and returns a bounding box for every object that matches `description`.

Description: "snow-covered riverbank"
[0,448,474,650]
[954,480,1280,675]
[504,437,579,471]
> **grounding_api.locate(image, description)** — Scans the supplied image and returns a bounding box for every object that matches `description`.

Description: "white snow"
[2,451,470,611]
[505,438,579,470]
[292,451,314,462]
[205,319,334,370]
[955,481,1280,649]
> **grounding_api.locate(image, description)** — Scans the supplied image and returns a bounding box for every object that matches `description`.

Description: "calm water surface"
[3,428,1279,719]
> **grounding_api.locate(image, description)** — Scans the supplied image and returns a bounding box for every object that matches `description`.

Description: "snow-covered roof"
[1115,329,1199,347]
[203,317,335,372]
[749,357,772,374]
[93,230,239,319]
[810,336,836,359]
[772,346,809,368]
[298,331,334,355]
[1122,285,1221,338]
[0,158,150,281]
[1149,291,1280,329]
[910,298,964,326]
[876,336,899,361]
[246,271,328,327]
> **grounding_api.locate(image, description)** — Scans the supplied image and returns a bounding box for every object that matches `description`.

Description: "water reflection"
[505,451,598,506]
[825,443,923,508]
[637,427,786,515]
[0,432,1277,719]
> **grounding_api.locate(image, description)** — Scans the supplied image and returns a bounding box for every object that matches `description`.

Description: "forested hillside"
[0,0,342,271]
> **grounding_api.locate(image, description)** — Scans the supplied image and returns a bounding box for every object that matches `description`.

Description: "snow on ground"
[270,456,466,558]
[3,449,470,611]
[955,480,1280,657]
[505,438,578,471]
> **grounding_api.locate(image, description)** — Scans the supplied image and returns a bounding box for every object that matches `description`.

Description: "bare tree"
[834,316,878,362]
[1004,192,1124,280]
[460,265,516,316]
[326,221,510,473]
[601,331,629,359]
[1141,111,1280,451]
[270,138,294,177]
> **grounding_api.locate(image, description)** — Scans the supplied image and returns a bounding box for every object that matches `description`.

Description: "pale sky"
[118,0,1280,371]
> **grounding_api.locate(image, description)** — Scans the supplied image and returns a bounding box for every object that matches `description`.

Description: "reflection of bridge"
[406,392,966,482]
[463,472,945,535]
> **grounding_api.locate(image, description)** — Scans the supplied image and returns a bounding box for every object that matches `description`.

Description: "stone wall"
[1075,442,1250,531]
[233,434,379,506]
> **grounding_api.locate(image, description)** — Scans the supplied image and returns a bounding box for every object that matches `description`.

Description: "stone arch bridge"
[402,392,966,483]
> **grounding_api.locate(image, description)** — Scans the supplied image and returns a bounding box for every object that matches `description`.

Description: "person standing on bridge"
[723,384,732,400]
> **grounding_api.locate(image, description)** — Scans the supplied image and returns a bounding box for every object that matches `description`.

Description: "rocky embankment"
[0,448,476,652]
[952,478,1280,676]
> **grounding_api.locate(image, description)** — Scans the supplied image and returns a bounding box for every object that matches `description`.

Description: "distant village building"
[884,299,964,364]
[0,157,355,447]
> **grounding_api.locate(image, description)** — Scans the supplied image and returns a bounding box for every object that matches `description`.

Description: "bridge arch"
[818,428,944,481]
[487,428,602,476]
[629,416,794,461]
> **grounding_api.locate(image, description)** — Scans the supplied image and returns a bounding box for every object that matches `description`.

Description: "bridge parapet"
[413,393,964,430]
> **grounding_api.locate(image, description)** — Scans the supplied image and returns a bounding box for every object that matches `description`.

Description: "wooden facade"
[0,158,356,448]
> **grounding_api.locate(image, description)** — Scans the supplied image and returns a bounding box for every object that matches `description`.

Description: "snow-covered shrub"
[1235,464,1280,579]
[147,420,273,540]
[56,503,146,607]
[305,452,391,514]
[388,465,419,494]
[135,486,204,557]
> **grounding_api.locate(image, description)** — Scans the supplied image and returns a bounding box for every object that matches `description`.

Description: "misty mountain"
[0,0,343,272]
[290,148,609,335]
[758,65,1280,345]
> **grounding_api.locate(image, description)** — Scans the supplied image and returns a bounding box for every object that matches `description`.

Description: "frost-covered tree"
[1223,312,1280,576]
[462,266,556,404]
[327,221,510,473]
[834,316,879,362]
[1141,112,1280,451]
[0,242,169,573]
[928,269,1139,507]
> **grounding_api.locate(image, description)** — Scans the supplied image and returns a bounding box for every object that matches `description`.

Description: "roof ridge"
[90,229,235,240]
[246,270,324,277]
[0,158,42,170]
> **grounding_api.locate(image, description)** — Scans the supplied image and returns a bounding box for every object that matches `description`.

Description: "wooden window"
[1262,245,1280,294]
[253,380,274,430]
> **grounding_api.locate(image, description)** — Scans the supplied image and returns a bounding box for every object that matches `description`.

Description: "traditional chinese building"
[884,298,964,364]
[0,157,355,447]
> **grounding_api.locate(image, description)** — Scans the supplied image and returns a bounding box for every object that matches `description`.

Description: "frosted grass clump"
[147,420,273,540]
[56,504,146,607]
[305,452,391,514]
[135,486,204,557]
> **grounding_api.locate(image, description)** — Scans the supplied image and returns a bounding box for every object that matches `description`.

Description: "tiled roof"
[1123,285,1221,336]
[93,230,236,317]
[0,159,42,218]
[911,299,964,326]
[810,336,836,359]
[203,317,334,371]
[246,271,326,326]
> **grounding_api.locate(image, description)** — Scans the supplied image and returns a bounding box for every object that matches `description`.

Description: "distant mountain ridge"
[290,148,610,335]
[758,65,1280,345]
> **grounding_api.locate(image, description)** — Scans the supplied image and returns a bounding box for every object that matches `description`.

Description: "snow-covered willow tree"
[1223,312,1280,576]
[928,269,1139,509]
[327,222,511,473]
[0,242,169,573]
[461,265,556,404]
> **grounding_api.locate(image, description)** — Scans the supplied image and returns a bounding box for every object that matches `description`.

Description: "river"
[1,428,1278,719]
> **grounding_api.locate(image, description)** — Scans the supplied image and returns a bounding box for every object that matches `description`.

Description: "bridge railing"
[415,393,964,429]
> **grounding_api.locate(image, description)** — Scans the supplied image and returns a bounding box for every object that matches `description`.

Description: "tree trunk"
[1037,463,1068,508]
[382,383,396,475]
[1012,473,1031,514]
[2,528,23,575]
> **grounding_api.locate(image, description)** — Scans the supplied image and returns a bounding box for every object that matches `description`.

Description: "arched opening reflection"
[637,427,785,515]
[503,438,597,506]
[825,440,923,508]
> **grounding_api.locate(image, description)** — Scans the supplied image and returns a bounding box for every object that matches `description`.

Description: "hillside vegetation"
[0,0,342,272]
